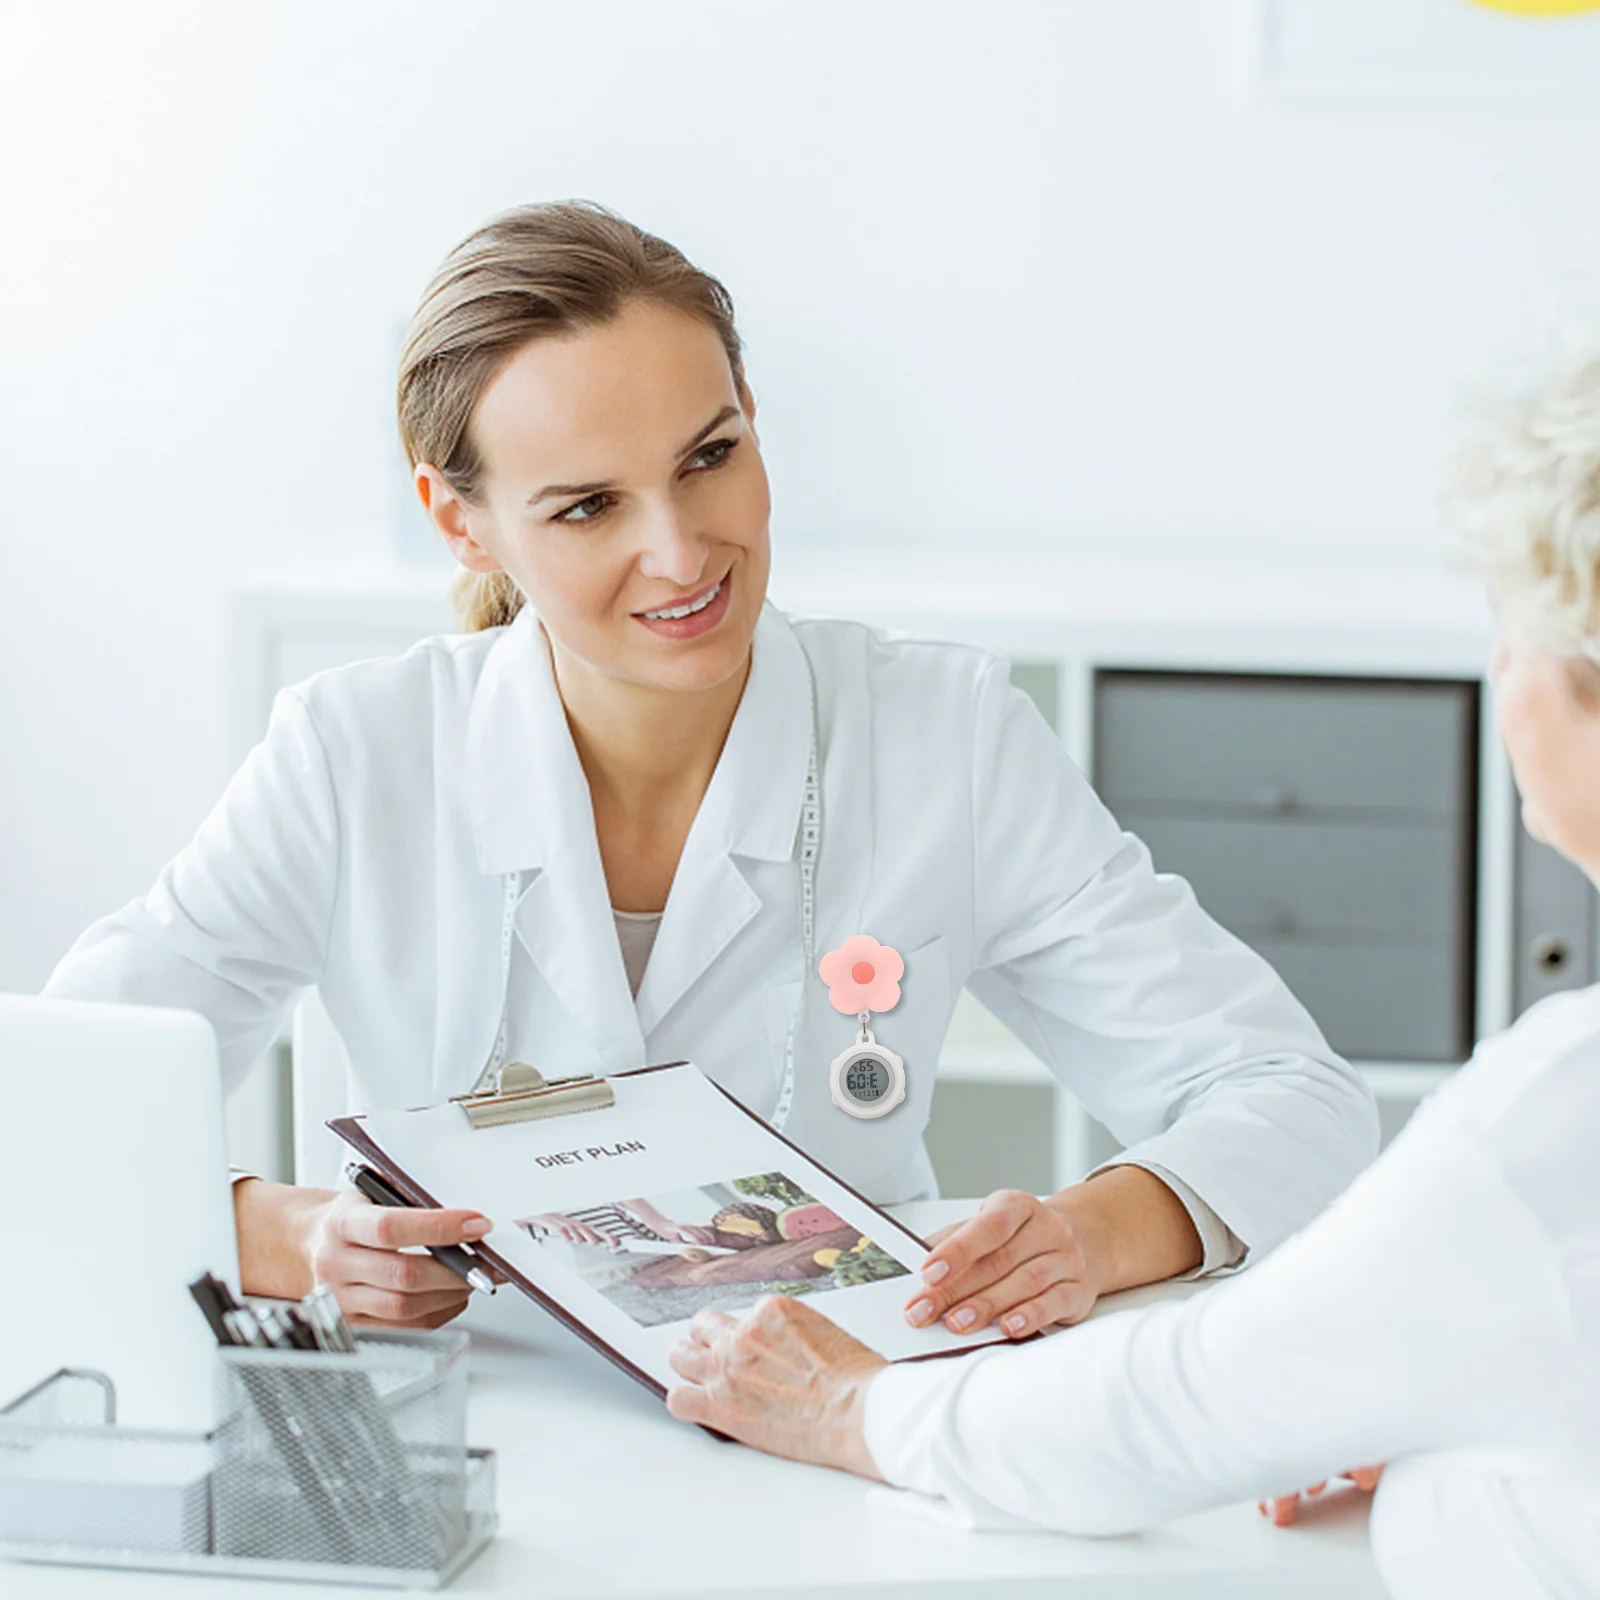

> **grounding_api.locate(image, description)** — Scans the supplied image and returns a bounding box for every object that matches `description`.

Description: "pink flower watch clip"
[818,934,907,1119]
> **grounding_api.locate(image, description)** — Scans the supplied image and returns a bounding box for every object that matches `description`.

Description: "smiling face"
[422,299,771,698]
[1490,626,1600,882]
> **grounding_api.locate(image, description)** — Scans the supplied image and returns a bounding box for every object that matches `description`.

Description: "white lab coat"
[46,603,1375,1230]
[864,985,1600,1599]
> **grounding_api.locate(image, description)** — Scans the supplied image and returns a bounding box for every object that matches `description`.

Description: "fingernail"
[906,1298,934,1326]
[1257,1502,1268,1517]
[922,1259,949,1285]
[1003,1313,1026,1335]
[949,1306,977,1331]
[462,1217,492,1239]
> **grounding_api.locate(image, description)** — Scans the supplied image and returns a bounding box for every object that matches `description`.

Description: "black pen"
[187,1272,238,1344]
[346,1163,496,1296]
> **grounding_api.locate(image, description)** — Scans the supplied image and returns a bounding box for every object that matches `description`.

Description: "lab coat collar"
[465,603,811,876]
[633,605,814,1035]
[465,603,814,1055]
[466,606,580,879]
[467,608,642,1068]
[685,602,814,866]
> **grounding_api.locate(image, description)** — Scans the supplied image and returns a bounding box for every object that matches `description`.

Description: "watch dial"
[843,1053,891,1103]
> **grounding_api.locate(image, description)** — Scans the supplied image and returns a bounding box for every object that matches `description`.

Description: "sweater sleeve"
[863,1092,1581,1535]
[43,688,340,1094]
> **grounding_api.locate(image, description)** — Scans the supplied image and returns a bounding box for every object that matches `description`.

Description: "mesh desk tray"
[0,1330,497,1590]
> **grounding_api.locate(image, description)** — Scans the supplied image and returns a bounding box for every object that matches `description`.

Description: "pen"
[224,1307,269,1347]
[282,1308,321,1352]
[302,1283,358,1354]
[187,1272,238,1344]
[253,1305,298,1349]
[346,1163,497,1296]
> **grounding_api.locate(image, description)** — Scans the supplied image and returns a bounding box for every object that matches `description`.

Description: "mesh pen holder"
[214,1329,471,1571]
[0,1328,496,1589]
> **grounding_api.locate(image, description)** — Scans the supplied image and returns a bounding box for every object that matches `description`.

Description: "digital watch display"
[828,1032,906,1120]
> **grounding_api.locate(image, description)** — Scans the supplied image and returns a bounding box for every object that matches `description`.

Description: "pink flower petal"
[818,947,852,987]
[861,975,901,1012]
[818,934,907,1016]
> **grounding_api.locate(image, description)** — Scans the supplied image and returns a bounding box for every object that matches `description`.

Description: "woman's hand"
[652,1221,719,1246]
[519,1212,614,1248]
[906,1170,1204,1340]
[1260,1466,1385,1527]
[667,1297,888,1478]
[905,1188,1107,1340]
[622,1198,717,1246]
[304,1190,493,1328]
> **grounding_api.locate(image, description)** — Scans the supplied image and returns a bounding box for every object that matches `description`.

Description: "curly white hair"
[1445,342,1600,672]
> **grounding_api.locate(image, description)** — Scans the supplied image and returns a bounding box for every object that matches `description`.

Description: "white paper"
[356,1064,1007,1390]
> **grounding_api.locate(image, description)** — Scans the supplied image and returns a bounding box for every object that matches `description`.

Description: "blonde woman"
[666,348,1600,1599]
[46,202,1374,1334]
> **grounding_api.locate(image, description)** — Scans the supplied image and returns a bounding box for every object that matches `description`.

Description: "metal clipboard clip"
[449,1062,616,1130]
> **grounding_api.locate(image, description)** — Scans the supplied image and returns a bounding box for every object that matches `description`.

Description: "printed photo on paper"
[515,1170,911,1329]
[349,1063,1014,1391]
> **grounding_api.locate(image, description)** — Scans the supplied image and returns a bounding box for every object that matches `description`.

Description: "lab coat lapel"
[511,869,644,1072]
[466,609,645,1072]
[634,607,813,1039]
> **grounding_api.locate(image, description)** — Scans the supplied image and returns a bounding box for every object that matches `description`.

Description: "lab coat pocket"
[895,933,950,1014]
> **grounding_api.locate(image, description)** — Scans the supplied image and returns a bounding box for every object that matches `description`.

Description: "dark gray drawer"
[1093,670,1479,1063]
[1095,673,1477,817]
[1127,813,1463,940]
[1254,939,1463,1063]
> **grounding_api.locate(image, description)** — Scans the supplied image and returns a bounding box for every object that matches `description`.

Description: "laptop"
[0,995,239,1431]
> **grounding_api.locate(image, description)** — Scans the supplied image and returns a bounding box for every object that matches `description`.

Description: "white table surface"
[3,1203,1383,1599]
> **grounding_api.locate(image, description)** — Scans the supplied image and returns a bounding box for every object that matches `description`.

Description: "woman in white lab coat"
[46,202,1374,1334]
[665,346,1600,1599]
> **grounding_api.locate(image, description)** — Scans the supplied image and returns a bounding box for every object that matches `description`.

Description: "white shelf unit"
[230,552,1522,1192]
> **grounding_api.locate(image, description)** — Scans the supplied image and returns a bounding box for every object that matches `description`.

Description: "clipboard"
[330,1061,1014,1400]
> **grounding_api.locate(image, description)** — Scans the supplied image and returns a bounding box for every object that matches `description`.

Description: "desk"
[4,1203,1382,1599]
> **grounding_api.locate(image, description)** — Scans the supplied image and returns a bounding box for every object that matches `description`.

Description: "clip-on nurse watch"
[819,934,907,1119]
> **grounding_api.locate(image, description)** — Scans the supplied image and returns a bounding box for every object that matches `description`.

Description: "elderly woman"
[666,347,1600,1600]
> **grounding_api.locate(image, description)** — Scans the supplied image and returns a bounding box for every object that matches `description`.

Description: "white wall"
[3,0,1599,991]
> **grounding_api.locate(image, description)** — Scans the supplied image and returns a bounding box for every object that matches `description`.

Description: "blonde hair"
[397,201,746,632]
[1446,341,1600,699]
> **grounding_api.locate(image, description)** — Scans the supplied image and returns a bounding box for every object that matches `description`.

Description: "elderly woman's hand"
[666,1297,889,1477]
